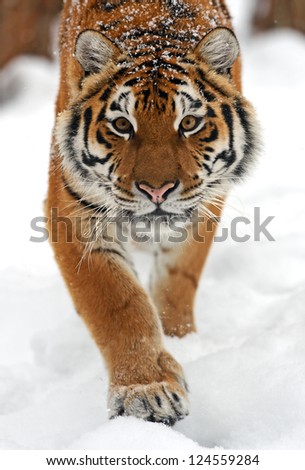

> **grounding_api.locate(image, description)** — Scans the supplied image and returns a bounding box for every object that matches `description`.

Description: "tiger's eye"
[113,117,133,134]
[180,115,198,132]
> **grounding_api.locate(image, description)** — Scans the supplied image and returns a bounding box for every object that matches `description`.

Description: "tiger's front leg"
[47,186,189,424]
[151,209,221,337]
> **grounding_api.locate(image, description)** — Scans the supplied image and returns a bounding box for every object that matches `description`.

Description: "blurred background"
[0,0,305,451]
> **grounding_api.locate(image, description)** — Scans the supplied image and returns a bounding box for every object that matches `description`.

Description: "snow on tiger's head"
[55,28,261,220]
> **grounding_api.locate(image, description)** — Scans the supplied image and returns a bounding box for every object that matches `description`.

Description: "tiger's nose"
[137,181,179,204]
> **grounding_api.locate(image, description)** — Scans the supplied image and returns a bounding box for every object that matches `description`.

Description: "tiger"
[47,0,260,425]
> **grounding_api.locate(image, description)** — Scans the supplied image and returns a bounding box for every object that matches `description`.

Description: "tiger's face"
[56,28,260,221]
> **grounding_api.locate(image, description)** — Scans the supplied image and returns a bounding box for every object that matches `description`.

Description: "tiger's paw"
[108,352,189,425]
[108,380,189,425]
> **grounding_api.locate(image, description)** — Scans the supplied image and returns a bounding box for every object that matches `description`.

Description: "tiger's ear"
[75,30,121,74]
[194,27,240,73]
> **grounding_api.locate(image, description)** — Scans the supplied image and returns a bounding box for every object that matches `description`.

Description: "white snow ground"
[0,2,305,450]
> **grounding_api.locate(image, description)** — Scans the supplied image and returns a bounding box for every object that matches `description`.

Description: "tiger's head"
[56,27,261,221]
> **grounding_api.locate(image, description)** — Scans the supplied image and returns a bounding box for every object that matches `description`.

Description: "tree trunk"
[0,0,62,68]
[253,0,305,34]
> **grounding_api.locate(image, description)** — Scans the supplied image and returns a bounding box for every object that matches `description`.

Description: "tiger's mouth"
[149,207,177,217]
[144,208,190,222]
[120,205,196,224]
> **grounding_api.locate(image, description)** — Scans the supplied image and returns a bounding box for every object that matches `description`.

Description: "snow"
[1,2,305,450]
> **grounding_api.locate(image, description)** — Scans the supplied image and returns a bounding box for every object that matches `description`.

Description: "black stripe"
[195,79,217,102]
[106,129,119,138]
[132,41,184,53]
[181,181,203,194]
[99,19,121,31]
[200,123,219,142]
[211,150,234,173]
[221,103,234,150]
[137,89,151,109]
[234,99,254,154]
[233,99,256,177]
[166,0,196,19]
[96,129,112,149]
[196,68,229,98]
[217,103,237,167]
[121,28,200,43]
[83,107,92,149]
[113,183,134,197]
[107,163,115,180]
[204,90,217,103]
[133,50,187,59]
[178,192,201,202]
[73,159,90,179]
[82,107,103,167]
[100,87,112,101]
[131,43,185,58]
[111,68,130,82]
[163,76,187,86]
[81,86,104,104]
[115,195,136,204]
[180,58,196,65]
[62,109,111,177]
[180,91,202,110]
[124,77,142,87]
[63,107,82,169]
[82,150,113,166]
[161,62,188,74]
[93,247,128,262]
[102,1,120,11]
[130,59,157,71]
[118,91,130,102]
[62,178,107,214]
[69,110,81,137]
[203,163,212,175]
[82,110,113,165]
[96,106,106,123]
[207,106,216,118]
[110,101,123,112]
[157,88,168,100]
